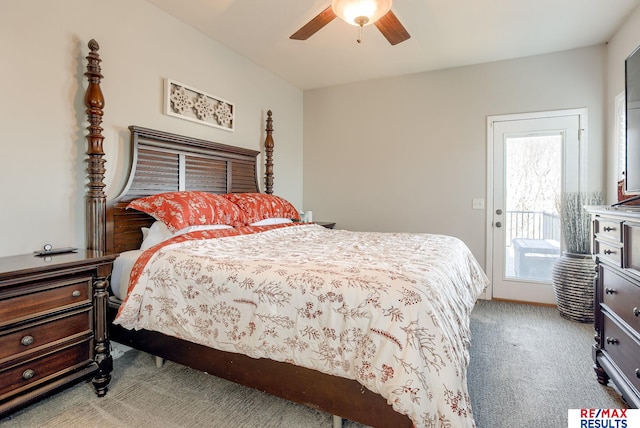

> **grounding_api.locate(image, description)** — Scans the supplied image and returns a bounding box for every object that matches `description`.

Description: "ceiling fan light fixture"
[331,0,392,27]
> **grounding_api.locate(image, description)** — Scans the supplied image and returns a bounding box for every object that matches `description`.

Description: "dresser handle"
[72,290,81,297]
[605,288,616,294]
[606,337,619,345]
[634,307,640,317]
[603,249,615,255]
[22,369,36,380]
[20,335,34,346]
[603,226,615,232]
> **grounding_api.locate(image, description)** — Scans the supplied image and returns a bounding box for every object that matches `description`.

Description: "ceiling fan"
[290,0,410,45]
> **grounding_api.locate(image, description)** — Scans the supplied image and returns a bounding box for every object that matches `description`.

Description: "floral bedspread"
[114,224,489,427]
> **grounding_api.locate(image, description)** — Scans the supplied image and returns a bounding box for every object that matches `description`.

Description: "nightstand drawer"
[601,268,640,333]
[0,277,91,326]
[602,314,640,393]
[0,310,92,362]
[0,340,92,399]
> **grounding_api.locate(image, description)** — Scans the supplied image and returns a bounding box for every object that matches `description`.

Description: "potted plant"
[551,191,603,322]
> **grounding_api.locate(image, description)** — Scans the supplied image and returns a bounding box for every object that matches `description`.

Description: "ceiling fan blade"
[375,10,410,45]
[290,6,337,40]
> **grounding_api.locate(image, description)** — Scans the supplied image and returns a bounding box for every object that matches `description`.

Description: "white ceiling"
[145,0,640,90]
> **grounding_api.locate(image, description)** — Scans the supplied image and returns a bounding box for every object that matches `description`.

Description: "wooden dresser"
[0,250,116,416]
[588,206,640,408]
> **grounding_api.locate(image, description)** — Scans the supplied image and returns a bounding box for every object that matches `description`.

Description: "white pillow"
[250,218,293,226]
[110,250,143,300]
[140,222,233,250]
[176,224,234,235]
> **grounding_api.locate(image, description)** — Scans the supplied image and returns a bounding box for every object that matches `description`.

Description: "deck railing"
[505,211,560,245]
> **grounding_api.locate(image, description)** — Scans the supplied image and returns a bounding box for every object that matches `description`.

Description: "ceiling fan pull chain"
[357,25,363,43]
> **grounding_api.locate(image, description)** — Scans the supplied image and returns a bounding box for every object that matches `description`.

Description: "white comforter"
[115,224,489,427]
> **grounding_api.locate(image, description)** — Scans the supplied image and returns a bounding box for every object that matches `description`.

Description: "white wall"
[606,6,640,202]
[0,0,303,257]
[303,45,606,263]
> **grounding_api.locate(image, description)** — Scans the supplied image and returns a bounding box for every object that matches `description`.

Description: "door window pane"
[504,134,562,281]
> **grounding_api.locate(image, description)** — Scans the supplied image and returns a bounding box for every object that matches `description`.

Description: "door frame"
[485,108,588,301]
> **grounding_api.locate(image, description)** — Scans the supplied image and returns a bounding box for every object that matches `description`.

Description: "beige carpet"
[1,300,627,428]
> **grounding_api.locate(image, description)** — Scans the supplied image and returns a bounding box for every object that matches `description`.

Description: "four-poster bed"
[83,39,486,428]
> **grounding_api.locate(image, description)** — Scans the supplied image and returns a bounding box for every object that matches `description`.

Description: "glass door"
[490,112,583,304]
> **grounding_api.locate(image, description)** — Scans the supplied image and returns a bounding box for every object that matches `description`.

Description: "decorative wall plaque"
[164,79,234,131]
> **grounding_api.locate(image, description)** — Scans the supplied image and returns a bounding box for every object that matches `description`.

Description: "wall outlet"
[472,198,485,210]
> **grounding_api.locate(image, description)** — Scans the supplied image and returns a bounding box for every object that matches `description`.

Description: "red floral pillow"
[127,191,247,231]
[222,193,300,224]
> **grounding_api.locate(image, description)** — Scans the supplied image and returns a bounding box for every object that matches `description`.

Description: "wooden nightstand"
[0,250,117,416]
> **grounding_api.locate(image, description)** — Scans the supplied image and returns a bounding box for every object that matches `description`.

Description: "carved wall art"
[164,79,234,131]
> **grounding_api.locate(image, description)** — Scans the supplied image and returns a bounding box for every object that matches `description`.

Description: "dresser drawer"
[595,218,623,243]
[594,240,623,267]
[624,222,640,272]
[601,268,640,333]
[0,310,92,362]
[602,315,640,394]
[0,340,92,399]
[0,277,91,327]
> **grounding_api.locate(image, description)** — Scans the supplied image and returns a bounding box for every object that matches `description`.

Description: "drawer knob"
[22,369,36,380]
[605,288,616,294]
[636,368,640,379]
[603,249,615,255]
[20,335,34,346]
[603,226,616,232]
[634,307,640,317]
[72,290,81,297]
[606,337,619,345]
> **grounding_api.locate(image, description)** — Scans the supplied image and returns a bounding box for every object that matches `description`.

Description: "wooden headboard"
[83,40,275,254]
[105,126,265,253]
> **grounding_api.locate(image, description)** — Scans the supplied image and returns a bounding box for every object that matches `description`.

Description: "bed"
[82,40,488,428]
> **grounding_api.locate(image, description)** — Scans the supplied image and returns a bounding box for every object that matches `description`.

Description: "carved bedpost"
[84,39,106,252]
[84,39,113,397]
[264,110,274,194]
